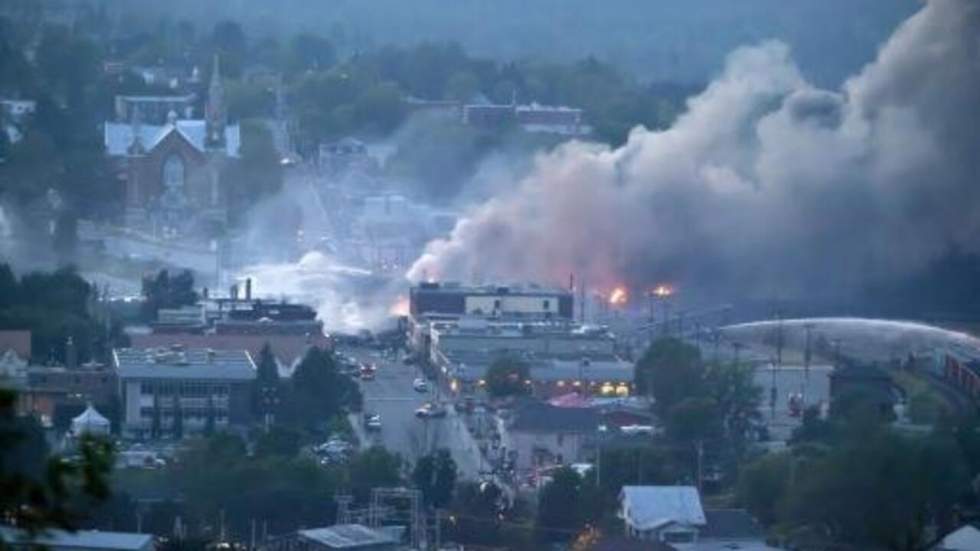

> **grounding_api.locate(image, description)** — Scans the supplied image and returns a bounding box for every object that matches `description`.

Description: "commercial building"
[113,346,256,439]
[408,282,574,356]
[410,282,573,320]
[504,401,599,474]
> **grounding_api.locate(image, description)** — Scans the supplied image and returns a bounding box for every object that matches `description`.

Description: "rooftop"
[700,509,764,540]
[412,281,571,297]
[0,527,153,551]
[297,524,395,549]
[113,347,256,381]
[104,120,240,157]
[620,486,706,532]
[510,401,599,433]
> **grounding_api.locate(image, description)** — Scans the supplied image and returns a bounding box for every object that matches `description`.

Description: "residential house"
[619,486,774,550]
[937,525,980,551]
[620,486,706,545]
[505,401,599,474]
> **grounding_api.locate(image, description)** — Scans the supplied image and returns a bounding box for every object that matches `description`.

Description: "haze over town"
[1,2,980,551]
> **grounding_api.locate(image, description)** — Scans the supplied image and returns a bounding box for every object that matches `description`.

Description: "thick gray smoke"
[408,0,980,301]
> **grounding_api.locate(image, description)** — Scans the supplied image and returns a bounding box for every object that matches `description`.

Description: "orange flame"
[389,295,410,316]
[652,284,674,297]
[609,287,629,306]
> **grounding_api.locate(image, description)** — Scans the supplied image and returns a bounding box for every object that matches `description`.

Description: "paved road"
[754,364,833,441]
[343,348,486,480]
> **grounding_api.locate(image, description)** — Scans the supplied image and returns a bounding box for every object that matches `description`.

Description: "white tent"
[71,403,110,437]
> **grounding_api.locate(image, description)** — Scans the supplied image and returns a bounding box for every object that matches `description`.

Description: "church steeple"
[205,54,226,150]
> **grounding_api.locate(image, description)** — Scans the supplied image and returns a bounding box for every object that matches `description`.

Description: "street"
[343,347,486,480]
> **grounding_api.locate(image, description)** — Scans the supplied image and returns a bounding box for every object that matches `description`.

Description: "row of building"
[407,281,634,398]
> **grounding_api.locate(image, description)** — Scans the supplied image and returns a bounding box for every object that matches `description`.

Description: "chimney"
[66,336,77,370]
[245,278,252,301]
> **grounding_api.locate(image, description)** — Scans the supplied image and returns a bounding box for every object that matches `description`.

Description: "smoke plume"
[408,0,980,302]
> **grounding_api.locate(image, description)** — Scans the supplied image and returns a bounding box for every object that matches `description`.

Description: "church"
[104,57,240,239]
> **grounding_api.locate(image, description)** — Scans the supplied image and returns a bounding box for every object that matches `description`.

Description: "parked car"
[365,414,382,431]
[360,365,376,380]
[413,377,429,393]
[415,402,447,418]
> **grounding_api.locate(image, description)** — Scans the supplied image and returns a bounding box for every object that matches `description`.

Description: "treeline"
[0,263,125,364]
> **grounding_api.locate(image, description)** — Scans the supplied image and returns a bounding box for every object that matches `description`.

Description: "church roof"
[104,120,240,157]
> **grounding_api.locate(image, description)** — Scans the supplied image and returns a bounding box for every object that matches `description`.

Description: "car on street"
[365,413,382,431]
[360,364,376,380]
[413,377,428,392]
[415,402,447,418]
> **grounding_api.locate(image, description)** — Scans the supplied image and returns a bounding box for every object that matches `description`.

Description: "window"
[163,155,185,192]
[543,299,550,310]
[663,531,695,544]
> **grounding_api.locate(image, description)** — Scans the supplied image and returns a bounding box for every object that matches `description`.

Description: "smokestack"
[65,336,77,370]
[245,278,252,301]
[202,287,209,299]
[230,284,238,300]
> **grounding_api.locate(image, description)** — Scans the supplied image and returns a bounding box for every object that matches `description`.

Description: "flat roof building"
[113,347,256,439]
[0,527,154,551]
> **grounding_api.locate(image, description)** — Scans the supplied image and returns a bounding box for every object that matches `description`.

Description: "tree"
[254,426,301,458]
[413,449,457,508]
[140,269,198,322]
[736,452,793,526]
[536,467,591,543]
[485,357,530,398]
[449,481,506,546]
[635,337,705,416]
[666,397,721,444]
[0,388,113,543]
[346,446,402,503]
[150,392,161,440]
[285,347,361,430]
[171,394,183,440]
[253,343,281,424]
[287,33,336,75]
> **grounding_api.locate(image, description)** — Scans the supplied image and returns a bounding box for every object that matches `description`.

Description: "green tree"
[287,33,336,75]
[0,388,114,542]
[253,343,281,423]
[536,467,589,543]
[666,397,721,443]
[449,481,505,546]
[140,269,198,322]
[286,347,360,430]
[254,425,301,458]
[346,446,402,503]
[485,357,530,398]
[736,451,793,526]
[635,337,705,416]
[413,448,457,508]
[171,395,183,440]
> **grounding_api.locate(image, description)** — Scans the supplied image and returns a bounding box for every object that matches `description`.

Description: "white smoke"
[237,251,400,333]
[408,0,980,301]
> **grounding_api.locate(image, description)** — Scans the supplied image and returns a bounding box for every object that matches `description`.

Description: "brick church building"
[104,57,240,238]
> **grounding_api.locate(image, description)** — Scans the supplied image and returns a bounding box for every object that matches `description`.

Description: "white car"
[413,378,429,392]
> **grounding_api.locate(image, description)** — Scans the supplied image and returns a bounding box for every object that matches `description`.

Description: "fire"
[652,284,674,297]
[389,295,410,317]
[609,287,629,306]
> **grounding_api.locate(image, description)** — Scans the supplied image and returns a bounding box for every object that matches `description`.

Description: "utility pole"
[695,440,704,493]
[434,509,442,551]
[803,322,814,406]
